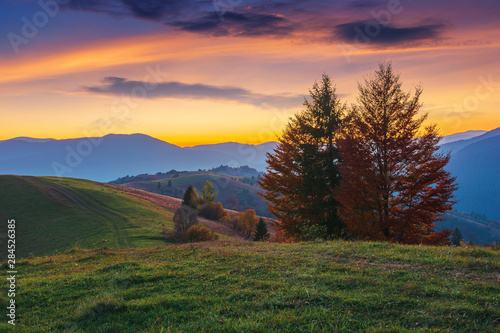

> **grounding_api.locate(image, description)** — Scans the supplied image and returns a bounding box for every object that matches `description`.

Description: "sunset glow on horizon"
[1,0,499,146]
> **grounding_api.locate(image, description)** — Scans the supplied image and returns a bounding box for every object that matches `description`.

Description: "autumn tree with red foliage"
[259,75,345,240]
[337,62,457,245]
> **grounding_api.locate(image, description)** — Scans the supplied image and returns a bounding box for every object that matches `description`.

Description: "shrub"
[198,203,218,220]
[198,202,230,222]
[215,202,230,222]
[173,206,198,240]
[185,225,218,242]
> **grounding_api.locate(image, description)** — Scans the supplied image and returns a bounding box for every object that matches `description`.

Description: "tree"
[259,74,345,240]
[173,205,198,240]
[157,182,161,190]
[337,62,457,245]
[167,180,172,187]
[182,185,200,209]
[254,218,270,241]
[450,227,463,246]
[201,180,217,203]
[237,209,258,239]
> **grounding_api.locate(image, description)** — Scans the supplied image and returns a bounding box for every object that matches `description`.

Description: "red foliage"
[337,63,456,245]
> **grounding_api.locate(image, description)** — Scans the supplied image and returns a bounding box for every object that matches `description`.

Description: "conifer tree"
[182,185,200,209]
[254,218,270,241]
[450,227,463,246]
[259,74,345,239]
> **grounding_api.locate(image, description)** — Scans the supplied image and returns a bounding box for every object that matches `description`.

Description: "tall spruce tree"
[259,74,345,239]
[450,227,463,246]
[254,217,270,241]
[182,185,200,209]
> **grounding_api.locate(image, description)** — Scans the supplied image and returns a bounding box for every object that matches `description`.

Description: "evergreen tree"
[182,185,200,209]
[450,227,463,246]
[201,180,217,203]
[254,218,270,241]
[167,180,172,187]
[259,74,345,240]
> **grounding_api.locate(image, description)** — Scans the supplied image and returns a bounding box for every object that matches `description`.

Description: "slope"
[438,211,500,245]
[0,176,175,259]
[445,134,500,220]
[123,171,271,217]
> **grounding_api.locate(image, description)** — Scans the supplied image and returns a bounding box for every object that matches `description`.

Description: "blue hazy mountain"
[440,128,500,220]
[0,134,278,182]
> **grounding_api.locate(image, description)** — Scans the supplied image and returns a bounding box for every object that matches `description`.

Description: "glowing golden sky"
[1,0,499,146]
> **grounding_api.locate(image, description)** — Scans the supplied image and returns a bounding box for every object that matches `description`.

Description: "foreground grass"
[3,240,499,332]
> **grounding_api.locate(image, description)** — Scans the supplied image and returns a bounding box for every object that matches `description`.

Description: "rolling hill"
[115,169,271,218]
[0,175,177,259]
[0,175,279,260]
[438,211,500,245]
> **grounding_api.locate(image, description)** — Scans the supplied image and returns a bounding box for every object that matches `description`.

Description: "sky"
[1,0,499,146]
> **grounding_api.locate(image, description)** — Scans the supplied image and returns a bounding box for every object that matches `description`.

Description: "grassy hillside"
[0,176,174,259]
[123,171,271,217]
[439,211,500,245]
[3,241,498,332]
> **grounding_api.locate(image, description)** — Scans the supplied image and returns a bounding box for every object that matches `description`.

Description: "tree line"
[259,62,457,245]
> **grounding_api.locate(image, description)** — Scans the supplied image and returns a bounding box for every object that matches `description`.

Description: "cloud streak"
[84,77,304,108]
[335,21,445,45]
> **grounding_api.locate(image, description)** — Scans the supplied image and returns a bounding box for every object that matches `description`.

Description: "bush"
[198,202,230,222]
[173,206,198,240]
[297,223,327,241]
[185,225,218,242]
[198,203,218,220]
[215,202,230,222]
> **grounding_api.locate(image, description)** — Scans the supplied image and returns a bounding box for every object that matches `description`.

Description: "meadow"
[2,240,498,332]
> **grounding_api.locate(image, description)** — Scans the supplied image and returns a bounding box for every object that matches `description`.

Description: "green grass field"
[3,240,498,332]
[0,176,174,259]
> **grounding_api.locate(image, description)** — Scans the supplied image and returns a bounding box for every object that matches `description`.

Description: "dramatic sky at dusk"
[1,0,499,146]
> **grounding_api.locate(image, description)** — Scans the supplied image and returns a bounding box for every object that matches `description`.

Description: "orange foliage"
[337,63,456,245]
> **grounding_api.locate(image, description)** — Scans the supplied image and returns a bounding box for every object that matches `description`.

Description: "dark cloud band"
[84,77,304,108]
[335,20,445,45]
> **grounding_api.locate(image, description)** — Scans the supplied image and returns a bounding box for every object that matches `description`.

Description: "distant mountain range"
[1,128,499,221]
[0,134,277,182]
[439,128,500,220]
[438,130,486,145]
